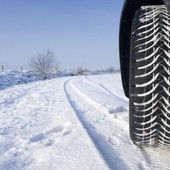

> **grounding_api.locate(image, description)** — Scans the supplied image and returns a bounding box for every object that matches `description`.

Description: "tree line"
[1,49,119,79]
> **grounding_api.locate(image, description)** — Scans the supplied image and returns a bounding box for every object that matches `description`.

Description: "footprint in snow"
[109,106,127,114]
[109,106,128,119]
[30,133,46,143]
[29,122,73,145]
[108,137,120,146]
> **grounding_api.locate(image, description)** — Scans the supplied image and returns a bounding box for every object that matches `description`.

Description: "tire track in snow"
[72,77,128,115]
[64,80,130,170]
[64,79,150,170]
[71,78,128,117]
[71,76,170,170]
[140,148,170,170]
[84,76,128,104]
[70,80,110,115]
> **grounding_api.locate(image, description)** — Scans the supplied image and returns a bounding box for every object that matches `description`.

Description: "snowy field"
[1,72,170,170]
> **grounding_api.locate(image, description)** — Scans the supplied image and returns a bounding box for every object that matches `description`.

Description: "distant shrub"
[29,50,57,80]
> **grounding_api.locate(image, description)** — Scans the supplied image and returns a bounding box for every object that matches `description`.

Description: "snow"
[0,70,39,90]
[0,70,72,90]
[1,71,170,170]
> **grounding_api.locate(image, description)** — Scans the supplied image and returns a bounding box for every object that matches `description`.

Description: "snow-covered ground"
[0,70,40,90]
[0,70,71,90]
[1,72,170,170]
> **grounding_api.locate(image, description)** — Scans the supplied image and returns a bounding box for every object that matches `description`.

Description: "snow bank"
[0,70,71,90]
[1,72,170,170]
[0,70,40,90]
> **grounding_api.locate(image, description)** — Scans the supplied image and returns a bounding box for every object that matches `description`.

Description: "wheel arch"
[119,0,164,98]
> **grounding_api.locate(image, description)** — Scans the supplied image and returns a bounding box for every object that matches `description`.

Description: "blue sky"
[0,0,124,70]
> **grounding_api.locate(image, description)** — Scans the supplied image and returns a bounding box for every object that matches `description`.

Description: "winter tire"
[129,5,170,147]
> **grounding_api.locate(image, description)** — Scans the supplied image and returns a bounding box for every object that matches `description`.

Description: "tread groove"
[129,5,170,147]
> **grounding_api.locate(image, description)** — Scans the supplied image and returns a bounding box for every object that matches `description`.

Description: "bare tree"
[55,63,60,75]
[75,67,87,75]
[1,65,4,72]
[30,50,55,79]
[106,67,115,73]
[21,66,23,73]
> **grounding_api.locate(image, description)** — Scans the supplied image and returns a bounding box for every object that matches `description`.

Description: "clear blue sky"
[0,0,124,70]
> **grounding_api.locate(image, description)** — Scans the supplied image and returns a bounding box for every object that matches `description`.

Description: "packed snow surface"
[1,73,170,170]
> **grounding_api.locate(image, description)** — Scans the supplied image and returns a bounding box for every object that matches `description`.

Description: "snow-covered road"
[0,73,170,170]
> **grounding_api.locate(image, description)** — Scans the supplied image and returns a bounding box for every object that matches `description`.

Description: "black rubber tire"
[129,5,170,147]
